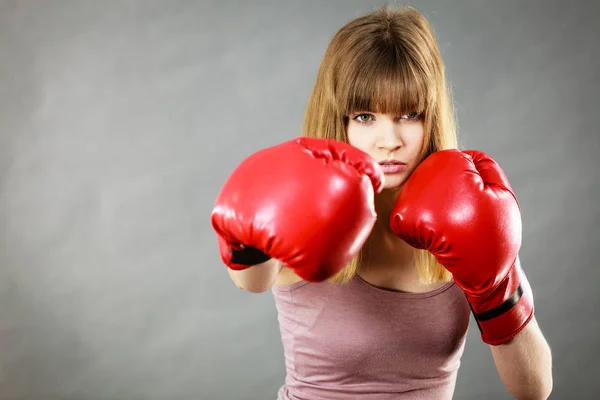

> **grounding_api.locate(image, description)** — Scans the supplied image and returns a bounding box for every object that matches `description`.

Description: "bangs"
[337,44,432,117]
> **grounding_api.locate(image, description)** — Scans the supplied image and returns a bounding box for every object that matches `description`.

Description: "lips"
[378,160,407,174]
[378,160,406,166]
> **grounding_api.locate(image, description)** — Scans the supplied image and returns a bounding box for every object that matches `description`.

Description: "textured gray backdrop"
[0,0,598,399]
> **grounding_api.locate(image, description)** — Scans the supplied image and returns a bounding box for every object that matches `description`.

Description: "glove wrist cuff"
[467,262,535,345]
[230,245,271,266]
[217,235,271,269]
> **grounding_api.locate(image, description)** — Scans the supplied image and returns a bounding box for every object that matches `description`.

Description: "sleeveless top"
[271,275,471,400]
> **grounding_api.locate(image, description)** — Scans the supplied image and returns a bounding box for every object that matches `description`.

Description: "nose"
[377,120,403,153]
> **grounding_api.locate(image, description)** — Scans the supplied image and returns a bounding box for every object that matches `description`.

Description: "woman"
[211,6,553,399]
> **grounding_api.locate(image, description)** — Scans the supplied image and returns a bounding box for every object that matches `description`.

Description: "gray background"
[0,0,598,399]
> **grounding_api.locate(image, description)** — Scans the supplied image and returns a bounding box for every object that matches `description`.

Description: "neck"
[361,186,415,274]
[373,187,402,234]
[363,187,404,254]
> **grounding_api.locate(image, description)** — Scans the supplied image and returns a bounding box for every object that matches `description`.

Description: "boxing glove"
[211,137,384,282]
[390,149,534,345]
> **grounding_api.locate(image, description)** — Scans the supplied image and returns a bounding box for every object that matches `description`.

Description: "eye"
[353,113,374,123]
[401,112,421,120]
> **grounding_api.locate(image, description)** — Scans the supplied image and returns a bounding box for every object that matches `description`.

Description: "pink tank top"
[271,275,471,400]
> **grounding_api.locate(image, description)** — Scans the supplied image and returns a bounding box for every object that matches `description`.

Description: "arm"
[228,259,283,293]
[387,151,551,397]
[490,316,553,400]
[211,138,383,291]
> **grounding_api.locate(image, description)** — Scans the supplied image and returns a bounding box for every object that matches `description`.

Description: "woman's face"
[346,111,425,190]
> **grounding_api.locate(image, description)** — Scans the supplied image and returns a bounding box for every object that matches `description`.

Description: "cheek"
[346,126,373,153]
[403,126,426,156]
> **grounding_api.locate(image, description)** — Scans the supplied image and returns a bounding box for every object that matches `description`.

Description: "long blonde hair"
[302,6,458,284]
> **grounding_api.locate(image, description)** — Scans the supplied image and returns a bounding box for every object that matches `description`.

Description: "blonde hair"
[302,6,457,284]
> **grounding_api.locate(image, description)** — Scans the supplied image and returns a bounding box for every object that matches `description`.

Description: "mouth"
[378,160,407,174]
[378,160,406,166]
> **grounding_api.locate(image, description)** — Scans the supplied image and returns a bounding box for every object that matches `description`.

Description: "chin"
[381,174,408,190]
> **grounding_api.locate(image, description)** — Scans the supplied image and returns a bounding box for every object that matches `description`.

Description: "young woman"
[211,6,553,400]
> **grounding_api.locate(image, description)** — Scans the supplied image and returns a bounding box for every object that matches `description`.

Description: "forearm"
[228,259,282,293]
[490,316,553,399]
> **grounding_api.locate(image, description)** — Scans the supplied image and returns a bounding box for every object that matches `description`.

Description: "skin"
[345,110,425,191]
[232,110,553,398]
[343,110,442,293]
[346,110,553,399]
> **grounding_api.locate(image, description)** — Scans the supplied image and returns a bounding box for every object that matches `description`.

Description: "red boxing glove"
[211,137,384,282]
[390,149,534,345]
